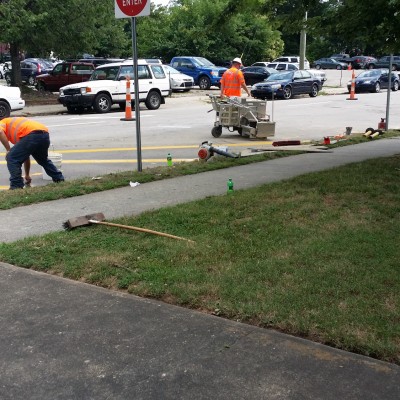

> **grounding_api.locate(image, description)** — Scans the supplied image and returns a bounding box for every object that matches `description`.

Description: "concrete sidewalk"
[1,262,399,400]
[1,137,399,399]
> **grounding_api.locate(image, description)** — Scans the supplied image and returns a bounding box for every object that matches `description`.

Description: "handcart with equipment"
[208,95,276,139]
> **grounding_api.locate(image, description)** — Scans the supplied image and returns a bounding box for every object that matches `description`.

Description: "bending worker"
[0,117,65,190]
[220,57,251,98]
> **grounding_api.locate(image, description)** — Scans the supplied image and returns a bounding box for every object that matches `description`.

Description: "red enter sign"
[116,0,147,17]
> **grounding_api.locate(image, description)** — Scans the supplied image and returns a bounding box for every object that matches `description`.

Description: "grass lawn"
[1,154,399,364]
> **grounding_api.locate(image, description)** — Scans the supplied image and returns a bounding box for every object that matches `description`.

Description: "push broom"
[63,213,194,243]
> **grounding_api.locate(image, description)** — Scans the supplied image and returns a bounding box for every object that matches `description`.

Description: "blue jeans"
[7,132,65,189]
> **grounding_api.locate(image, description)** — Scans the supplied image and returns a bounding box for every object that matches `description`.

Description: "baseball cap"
[232,57,242,64]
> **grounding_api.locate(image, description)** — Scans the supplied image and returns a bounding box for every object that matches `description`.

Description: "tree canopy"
[0,0,398,86]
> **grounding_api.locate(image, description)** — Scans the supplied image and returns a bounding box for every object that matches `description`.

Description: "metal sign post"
[131,17,142,171]
[115,0,150,172]
[386,54,393,130]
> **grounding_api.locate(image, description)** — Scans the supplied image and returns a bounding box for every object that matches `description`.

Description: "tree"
[0,0,129,86]
[137,0,283,64]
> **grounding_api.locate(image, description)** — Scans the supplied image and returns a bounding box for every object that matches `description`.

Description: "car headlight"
[364,80,372,84]
[59,89,64,96]
[80,87,92,94]
[210,70,219,77]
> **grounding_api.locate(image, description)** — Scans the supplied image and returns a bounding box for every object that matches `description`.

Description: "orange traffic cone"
[120,76,135,121]
[347,69,358,100]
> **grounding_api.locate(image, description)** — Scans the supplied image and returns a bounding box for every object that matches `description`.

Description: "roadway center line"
[0,141,272,156]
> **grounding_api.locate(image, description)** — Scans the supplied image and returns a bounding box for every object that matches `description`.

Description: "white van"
[272,56,310,70]
[58,59,171,113]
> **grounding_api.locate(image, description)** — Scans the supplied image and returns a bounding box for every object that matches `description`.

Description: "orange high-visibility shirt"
[221,67,245,97]
[0,117,48,144]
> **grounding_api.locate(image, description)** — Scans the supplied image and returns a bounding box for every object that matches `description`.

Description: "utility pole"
[299,11,308,70]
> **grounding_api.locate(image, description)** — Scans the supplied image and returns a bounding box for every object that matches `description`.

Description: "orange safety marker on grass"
[347,69,358,100]
[120,76,135,121]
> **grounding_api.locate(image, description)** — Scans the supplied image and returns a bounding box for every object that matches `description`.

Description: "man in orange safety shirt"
[220,57,251,98]
[0,117,65,189]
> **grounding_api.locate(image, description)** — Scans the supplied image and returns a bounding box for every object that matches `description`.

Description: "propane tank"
[378,118,386,130]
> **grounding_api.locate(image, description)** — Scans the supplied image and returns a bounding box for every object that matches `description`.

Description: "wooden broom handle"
[88,220,194,243]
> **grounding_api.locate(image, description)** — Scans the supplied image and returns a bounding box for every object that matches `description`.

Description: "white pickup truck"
[58,59,171,113]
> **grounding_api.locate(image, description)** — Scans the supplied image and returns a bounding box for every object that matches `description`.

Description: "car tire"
[211,126,222,138]
[0,100,11,119]
[145,90,161,110]
[93,93,112,113]
[27,75,35,86]
[336,65,341,70]
[309,84,319,97]
[37,81,46,92]
[315,65,321,70]
[392,81,399,91]
[198,76,211,90]
[392,65,398,71]
[282,86,292,100]
[373,82,381,93]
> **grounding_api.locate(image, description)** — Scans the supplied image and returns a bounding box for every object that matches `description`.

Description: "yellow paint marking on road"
[0,141,272,156]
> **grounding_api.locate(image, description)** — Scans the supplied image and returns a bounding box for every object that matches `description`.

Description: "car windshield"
[266,71,293,81]
[358,70,380,78]
[192,57,215,67]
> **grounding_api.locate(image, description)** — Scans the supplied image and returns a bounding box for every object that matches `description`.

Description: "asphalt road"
[0,69,399,189]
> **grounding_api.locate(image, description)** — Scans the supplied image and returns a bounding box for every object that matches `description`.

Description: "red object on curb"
[378,118,386,130]
[324,137,331,145]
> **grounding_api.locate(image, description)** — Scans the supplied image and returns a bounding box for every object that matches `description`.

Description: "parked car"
[330,53,351,63]
[4,58,53,86]
[251,70,322,100]
[368,56,400,71]
[267,62,298,71]
[251,62,270,67]
[312,58,348,70]
[309,69,327,83]
[0,86,25,118]
[0,61,11,79]
[163,64,194,92]
[347,69,399,93]
[36,61,95,92]
[170,56,227,90]
[349,56,377,69]
[58,59,171,113]
[241,66,277,85]
[78,57,124,67]
[271,56,310,69]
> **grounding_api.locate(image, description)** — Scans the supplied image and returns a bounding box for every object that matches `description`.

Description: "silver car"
[163,65,194,92]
